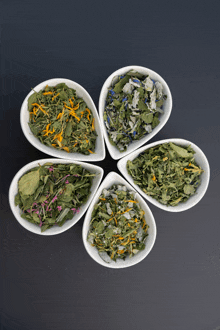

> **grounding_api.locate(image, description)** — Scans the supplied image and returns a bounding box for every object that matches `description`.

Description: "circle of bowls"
[9,159,104,235]
[82,172,157,269]
[20,78,105,162]
[117,138,210,212]
[9,70,210,266]
[99,65,173,160]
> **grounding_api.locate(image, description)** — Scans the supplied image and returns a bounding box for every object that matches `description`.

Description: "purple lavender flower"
[65,180,69,184]
[49,167,54,172]
[57,206,62,212]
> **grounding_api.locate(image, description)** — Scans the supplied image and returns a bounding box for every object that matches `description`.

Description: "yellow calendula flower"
[86,108,90,121]
[152,175,156,181]
[62,146,70,152]
[42,123,55,136]
[52,93,60,101]
[69,110,80,122]
[69,98,74,108]
[43,92,53,95]
[121,239,130,246]
[65,103,79,111]
[88,149,94,154]
[73,142,78,148]
[57,107,65,120]
[92,118,95,130]
[32,107,38,116]
[53,129,63,142]
[32,103,48,116]
[117,249,125,254]
[72,103,79,110]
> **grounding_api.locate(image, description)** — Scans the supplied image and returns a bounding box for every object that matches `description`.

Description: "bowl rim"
[117,138,210,212]
[20,78,105,162]
[98,65,173,160]
[82,171,157,268]
[9,158,104,236]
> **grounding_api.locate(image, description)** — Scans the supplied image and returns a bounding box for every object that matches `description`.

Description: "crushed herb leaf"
[87,184,148,263]
[127,142,204,206]
[104,70,167,152]
[15,163,95,232]
[28,83,97,155]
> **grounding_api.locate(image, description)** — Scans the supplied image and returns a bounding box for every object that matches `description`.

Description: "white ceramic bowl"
[99,65,172,160]
[20,78,105,162]
[82,172,157,268]
[9,159,104,235]
[117,138,210,212]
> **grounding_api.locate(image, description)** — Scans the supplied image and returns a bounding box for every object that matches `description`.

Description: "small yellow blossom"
[53,129,63,142]
[92,118,95,130]
[52,93,60,101]
[43,92,53,95]
[62,146,69,152]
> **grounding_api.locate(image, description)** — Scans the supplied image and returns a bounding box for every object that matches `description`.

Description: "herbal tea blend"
[104,70,167,152]
[127,142,204,206]
[87,185,148,263]
[15,163,95,232]
[28,83,97,155]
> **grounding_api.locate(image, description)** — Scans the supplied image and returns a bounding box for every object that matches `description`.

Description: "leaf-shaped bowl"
[20,78,105,161]
[99,65,172,160]
[9,159,104,235]
[117,138,210,212]
[82,172,156,268]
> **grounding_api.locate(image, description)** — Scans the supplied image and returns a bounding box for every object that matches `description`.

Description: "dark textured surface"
[1,1,220,329]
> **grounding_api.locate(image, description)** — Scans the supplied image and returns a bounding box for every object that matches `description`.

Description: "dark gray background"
[1,1,220,329]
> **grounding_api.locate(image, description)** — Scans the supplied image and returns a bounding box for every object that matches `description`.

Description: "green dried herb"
[28,83,97,155]
[15,163,95,232]
[87,184,148,263]
[104,70,167,152]
[127,142,204,206]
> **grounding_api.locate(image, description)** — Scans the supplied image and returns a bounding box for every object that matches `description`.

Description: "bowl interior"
[82,171,156,268]
[21,78,105,162]
[117,139,210,212]
[9,159,104,235]
[99,65,172,160]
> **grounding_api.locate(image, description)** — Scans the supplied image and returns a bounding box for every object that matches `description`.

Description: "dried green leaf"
[18,170,39,196]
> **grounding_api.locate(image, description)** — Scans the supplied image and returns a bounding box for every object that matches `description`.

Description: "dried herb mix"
[104,70,167,152]
[28,83,97,155]
[15,163,95,232]
[87,185,148,263]
[127,142,204,206]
